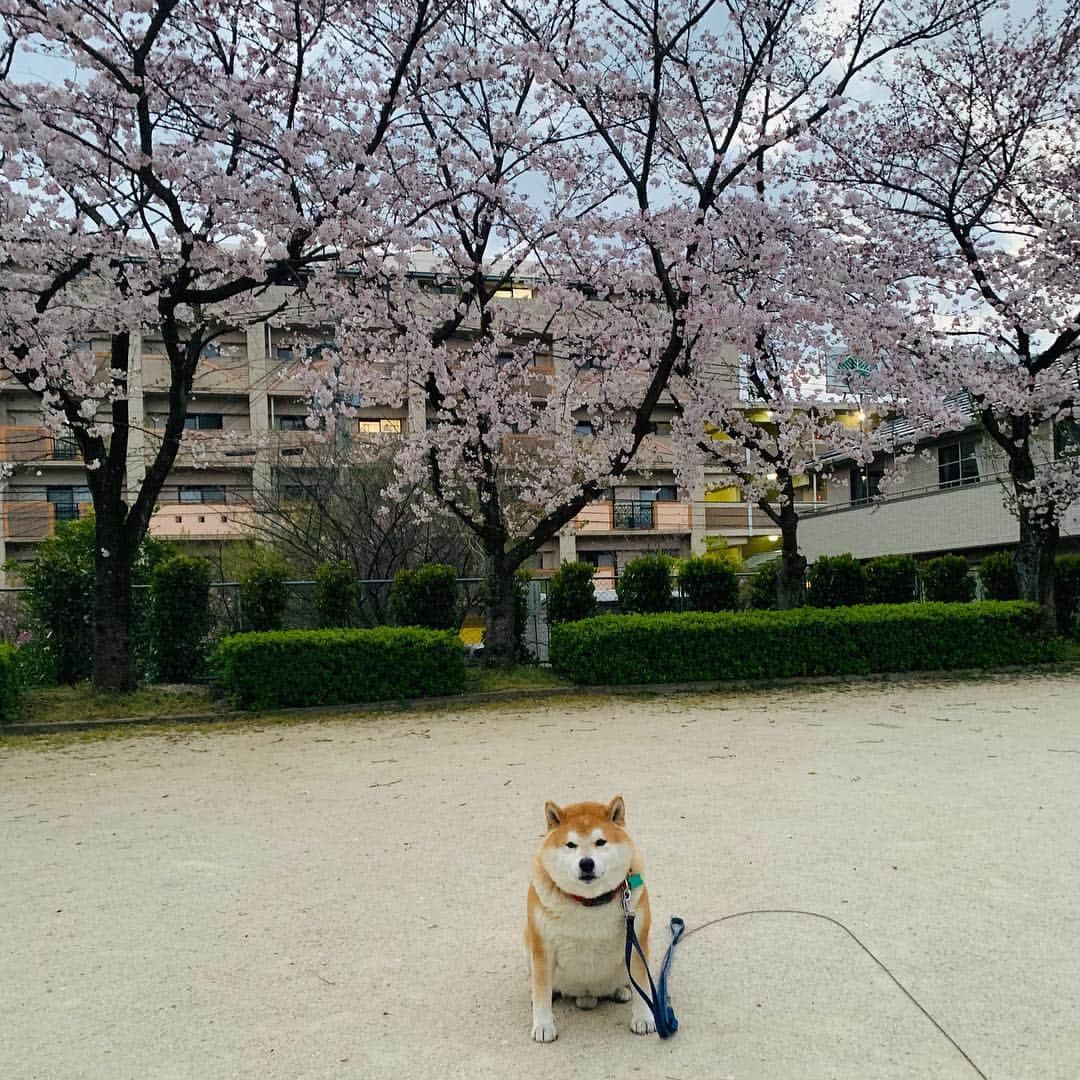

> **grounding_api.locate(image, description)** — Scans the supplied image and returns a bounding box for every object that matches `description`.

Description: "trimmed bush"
[240,561,289,631]
[315,561,360,628]
[680,556,739,612]
[547,562,597,624]
[747,560,780,609]
[19,514,170,684]
[617,554,676,614]
[215,627,466,709]
[864,554,918,605]
[807,553,866,608]
[549,602,1061,686]
[150,555,213,681]
[978,551,1018,601]
[1056,554,1080,637]
[0,643,18,723]
[922,555,975,602]
[389,564,460,630]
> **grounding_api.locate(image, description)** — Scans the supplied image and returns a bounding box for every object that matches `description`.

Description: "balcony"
[799,470,1080,561]
[574,500,692,533]
[2,501,92,542]
[149,502,257,542]
[0,425,81,464]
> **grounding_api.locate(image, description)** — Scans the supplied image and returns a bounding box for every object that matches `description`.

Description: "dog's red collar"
[566,873,643,907]
[568,885,621,907]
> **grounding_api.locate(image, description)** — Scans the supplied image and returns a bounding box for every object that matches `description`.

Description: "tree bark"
[92,521,137,692]
[1006,439,1058,624]
[482,554,522,669]
[760,483,806,610]
[776,499,807,610]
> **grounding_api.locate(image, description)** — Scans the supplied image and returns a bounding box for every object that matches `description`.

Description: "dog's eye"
[565,841,577,849]
[595,839,607,847]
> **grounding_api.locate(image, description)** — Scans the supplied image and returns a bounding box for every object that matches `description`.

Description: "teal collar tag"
[626,872,644,890]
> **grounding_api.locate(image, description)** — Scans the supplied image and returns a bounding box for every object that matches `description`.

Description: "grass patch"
[15,683,220,726]
[464,665,571,694]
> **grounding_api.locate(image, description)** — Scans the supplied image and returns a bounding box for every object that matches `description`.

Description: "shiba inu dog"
[524,795,655,1042]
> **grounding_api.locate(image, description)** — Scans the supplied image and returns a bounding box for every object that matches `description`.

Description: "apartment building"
[0,273,861,581]
[799,419,1080,562]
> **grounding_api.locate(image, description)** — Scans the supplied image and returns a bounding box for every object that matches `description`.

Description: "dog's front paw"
[532,1019,558,1043]
[610,986,632,1003]
[575,995,598,1010]
[630,1013,656,1035]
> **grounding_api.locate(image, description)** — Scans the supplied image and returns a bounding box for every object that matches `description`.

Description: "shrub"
[0,643,18,723]
[922,554,974,602]
[150,555,213,681]
[747,560,780,609]
[864,554,918,605]
[616,554,676,614]
[978,551,1018,601]
[549,602,1060,685]
[315,561,360,628]
[679,556,739,612]
[547,561,597,625]
[807,553,866,608]
[1056,554,1080,637]
[18,514,170,684]
[214,627,466,709]
[389,564,460,630]
[240,561,290,631]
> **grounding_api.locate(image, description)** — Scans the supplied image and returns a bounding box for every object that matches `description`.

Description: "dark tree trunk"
[92,519,138,692]
[761,484,805,610]
[482,554,522,669]
[1007,441,1058,623]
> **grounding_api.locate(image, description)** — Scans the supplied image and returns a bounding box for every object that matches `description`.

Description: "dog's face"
[538,795,633,897]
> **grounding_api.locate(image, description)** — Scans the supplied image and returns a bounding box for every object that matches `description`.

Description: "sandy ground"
[2,673,1079,1080]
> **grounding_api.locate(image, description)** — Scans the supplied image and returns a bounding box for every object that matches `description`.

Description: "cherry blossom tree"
[509,0,983,610]
[0,0,445,688]
[818,1,1080,615]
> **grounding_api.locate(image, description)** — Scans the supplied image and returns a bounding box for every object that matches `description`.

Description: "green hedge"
[215,627,466,709]
[0,643,18,723]
[549,602,1061,685]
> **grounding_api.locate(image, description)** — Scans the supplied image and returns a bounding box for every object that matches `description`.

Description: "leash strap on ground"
[624,908,685,1039]
[673,909,991,1080]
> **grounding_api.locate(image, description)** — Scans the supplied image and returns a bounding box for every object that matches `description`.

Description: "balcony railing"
[574,500,692,533]
[0,425,82,463]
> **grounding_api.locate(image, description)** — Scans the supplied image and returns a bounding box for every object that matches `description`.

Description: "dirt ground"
[2,673,1079,1080]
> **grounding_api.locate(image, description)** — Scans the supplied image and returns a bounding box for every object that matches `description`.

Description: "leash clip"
[622,881,634,918]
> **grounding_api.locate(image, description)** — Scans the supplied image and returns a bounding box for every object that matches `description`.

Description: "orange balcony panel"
[573,502,615,532]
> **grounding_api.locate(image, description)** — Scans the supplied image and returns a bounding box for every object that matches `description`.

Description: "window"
[179,485,226,504]
[275,346,294,362]
[184,414,224,431]
[200,342,222,359]
[641,485,677,502]
[850,464,883,504]
[47,486,90,522]
[938,436,979,488]
[573,354,604,371]
[357,418,403,434]
[574,421,595,437]
[278,415,311,431]
[1054,419,1080,459]
[647,421,673,437]
[51,432,78,460]
[795,478,828,503]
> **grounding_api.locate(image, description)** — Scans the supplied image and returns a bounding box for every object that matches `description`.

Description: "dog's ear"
[607,795,626,826]
[544,801,563,830]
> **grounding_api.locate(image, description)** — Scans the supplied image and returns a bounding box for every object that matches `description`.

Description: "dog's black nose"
[578,857,595,875]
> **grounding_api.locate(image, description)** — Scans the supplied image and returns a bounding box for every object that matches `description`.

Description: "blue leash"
[622,880,685,1039]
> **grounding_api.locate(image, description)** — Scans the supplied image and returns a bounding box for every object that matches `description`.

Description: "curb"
[2,661,1078,737]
